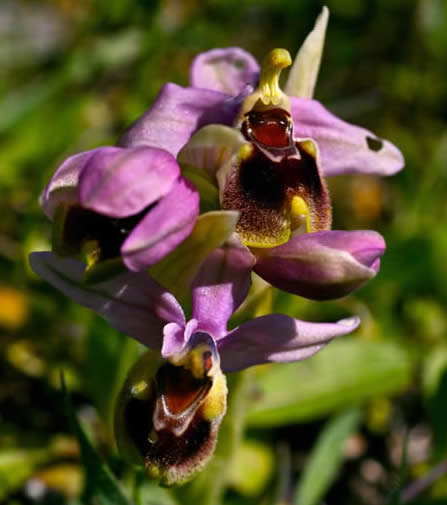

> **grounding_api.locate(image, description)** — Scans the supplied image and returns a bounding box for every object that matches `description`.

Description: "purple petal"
[29,252,185,348]
[118,83,241,157]
[291,97,404,176]
[190,48,259,96]
[162,322,187,358]
[41,150,94,218]
[78,146,179,218]
[161,319,200,359]
[254,230,385,300]
[219,314,360,372]
[191,237,255,339]
[121,177,199,271]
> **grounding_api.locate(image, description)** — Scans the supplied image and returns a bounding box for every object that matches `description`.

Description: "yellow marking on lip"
[299,139,317,158]
[239,226,291,249]
[130,380,150,400]
[82,240,101,269]
[201,370,227,421]
[290,195,312,233]
[170,343,219,379]
[238,143,254,161]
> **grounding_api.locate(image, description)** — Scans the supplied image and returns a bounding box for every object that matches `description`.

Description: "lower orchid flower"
[120,7,403,301]
[29,237,360,485]
[42,145,199,282]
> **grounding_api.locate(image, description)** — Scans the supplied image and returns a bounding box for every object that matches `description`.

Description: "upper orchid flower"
[29,237,360,485]
[42,145,199,283]
[120,7,403,300]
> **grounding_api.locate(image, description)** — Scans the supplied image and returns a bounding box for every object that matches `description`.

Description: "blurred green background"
[1,0,447,504]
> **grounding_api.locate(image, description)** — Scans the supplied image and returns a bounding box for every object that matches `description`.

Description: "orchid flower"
[29,239,360,485]
[120,7,403,300]
[42,145,199,282]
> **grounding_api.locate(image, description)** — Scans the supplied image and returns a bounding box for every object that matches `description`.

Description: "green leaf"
[0,447,52,500]
[181,164,220,214]
[138,481,179,505]
[246,339,414,427]
[85,318,139,427]
[61,374,133,505]
[173,371,252,505]
[228,439,274,496]
[294,408,361,505]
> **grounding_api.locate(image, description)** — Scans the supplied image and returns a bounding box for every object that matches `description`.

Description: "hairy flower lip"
[116,346,226,487]
[220,133,331,248]
[116,329,227,486]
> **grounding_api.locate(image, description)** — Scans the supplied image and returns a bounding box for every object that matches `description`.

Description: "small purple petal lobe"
[121,177,199,271]
[190,48,259,96]
[42,150,95,218]
[78,146,179,218]
[162,322,188,358]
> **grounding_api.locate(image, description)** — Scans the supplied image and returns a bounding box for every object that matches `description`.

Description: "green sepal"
[181,163,220,214]
[149,210,239,309]
[60,373,133,505]
[52,203,79,256]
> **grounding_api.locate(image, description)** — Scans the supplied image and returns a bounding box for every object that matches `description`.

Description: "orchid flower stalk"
[29,5,405,494]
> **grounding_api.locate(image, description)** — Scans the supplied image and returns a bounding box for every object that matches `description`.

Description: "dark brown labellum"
[115,350,227,486]
[221,140,331,247]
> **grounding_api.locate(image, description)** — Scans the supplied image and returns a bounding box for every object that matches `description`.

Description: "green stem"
[133,469,145,505]
[172,369,252,505]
